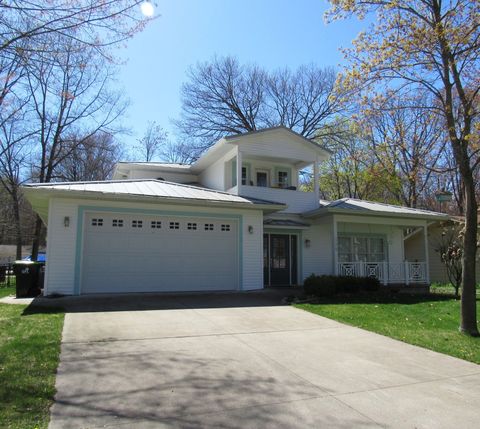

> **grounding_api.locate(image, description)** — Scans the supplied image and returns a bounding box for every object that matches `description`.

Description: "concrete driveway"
[46,291,480,428]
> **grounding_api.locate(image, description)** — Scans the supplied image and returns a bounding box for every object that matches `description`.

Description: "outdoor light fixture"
[305,239,311,248]
[64,216,70,228]
[248,225,254,234]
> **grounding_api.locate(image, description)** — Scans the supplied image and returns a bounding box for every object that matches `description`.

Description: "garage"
[81,211,239,294]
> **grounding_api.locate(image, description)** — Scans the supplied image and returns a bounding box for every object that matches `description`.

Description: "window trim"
[337,233,388,262]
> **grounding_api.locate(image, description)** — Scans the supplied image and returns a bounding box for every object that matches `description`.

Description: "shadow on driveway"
[22,287,304,315]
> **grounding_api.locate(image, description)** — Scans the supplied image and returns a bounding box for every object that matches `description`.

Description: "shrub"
[302,274,381,297]
[303,274,336,297]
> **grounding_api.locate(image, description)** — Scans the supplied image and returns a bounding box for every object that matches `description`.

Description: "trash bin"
[13,261,42,298]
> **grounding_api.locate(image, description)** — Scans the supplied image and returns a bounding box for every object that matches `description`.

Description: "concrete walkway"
[45,292,480,428]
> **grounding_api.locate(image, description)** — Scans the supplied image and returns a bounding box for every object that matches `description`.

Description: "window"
[256,171,269,187]
[204,223,214,231]
[91,218,103,226]
[132,220,143,228]
[112,219,123,227]
[221,224,231,232]
[187,222,197,230]
[151,221,162,229]
[338,235,386,262]
[277,171,289,187]
[169,222,180,230]
[241,167,247,185]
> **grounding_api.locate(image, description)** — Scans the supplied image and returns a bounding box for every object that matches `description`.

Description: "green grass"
[296,293,480,364]
[0,302,64,428]
[0,286,15,298]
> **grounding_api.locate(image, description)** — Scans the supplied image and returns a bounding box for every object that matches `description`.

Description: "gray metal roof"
[23,179,284,208]
[305,198,449,220]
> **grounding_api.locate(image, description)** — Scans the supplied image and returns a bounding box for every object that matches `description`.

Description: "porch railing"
[337,261,428,285]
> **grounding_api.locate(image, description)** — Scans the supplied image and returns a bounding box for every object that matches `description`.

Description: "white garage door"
[81,212,239,294]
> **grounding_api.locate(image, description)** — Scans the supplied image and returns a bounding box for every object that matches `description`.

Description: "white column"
[236,150,242,195]
[332,217,338,275]
[313,156,319,201]
[423,223,430,284]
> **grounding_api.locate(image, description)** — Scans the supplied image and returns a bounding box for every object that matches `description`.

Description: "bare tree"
[25,36,128,258]
[0,1,152,60]
[55,132,123,181]
[363,91,446,208]
[176,56,344,157]
[265,65,343,139]
[136,121,167,162]
[317,121,399,202]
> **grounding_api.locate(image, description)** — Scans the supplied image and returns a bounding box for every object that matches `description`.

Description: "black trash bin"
[13,261,42,298]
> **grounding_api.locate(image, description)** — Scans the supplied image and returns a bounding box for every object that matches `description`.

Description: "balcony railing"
[239,185,318,213]
[337,261,428,285]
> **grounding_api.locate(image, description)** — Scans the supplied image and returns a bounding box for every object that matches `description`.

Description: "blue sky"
[117,0,365,144]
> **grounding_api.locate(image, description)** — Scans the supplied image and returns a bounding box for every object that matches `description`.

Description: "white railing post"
[383,261,388,285]
[404,261,409,286]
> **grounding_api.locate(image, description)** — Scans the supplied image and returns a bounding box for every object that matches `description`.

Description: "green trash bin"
[13,261,42,298]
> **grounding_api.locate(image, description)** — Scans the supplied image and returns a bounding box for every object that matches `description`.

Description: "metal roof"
[23,179,285,209]
[304,198,449,220]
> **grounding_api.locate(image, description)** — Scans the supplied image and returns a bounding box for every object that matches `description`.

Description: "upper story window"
[241,167,248,185]
[277,171,289,187]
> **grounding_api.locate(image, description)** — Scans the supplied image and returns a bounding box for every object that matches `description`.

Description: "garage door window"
[112,219,123,227]
[187,222,197,230]
[151,221,162,229]
[204,223,214,231]
[91,218,103,226]
[221,224,231,231]
[132,220,143,228]
[169,221,180,230]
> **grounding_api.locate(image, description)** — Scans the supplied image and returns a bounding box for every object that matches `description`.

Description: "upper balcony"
[225,153,321,214]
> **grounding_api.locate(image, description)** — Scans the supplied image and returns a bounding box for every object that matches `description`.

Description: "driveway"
[47,291,480,428]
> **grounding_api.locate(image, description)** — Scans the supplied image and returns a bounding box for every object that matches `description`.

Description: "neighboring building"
[24,126,449,295]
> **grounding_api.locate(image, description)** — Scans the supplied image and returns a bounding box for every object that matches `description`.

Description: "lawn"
[296,293,480,365]
[0,290,64,429]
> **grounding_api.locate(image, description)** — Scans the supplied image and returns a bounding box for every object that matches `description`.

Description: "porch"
[337,261,428,285]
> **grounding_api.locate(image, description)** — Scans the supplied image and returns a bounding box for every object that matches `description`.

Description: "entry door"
[264,234,298,286]
[270,235,290,285]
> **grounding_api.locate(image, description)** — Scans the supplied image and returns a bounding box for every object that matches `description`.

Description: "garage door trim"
[74,205,243,294]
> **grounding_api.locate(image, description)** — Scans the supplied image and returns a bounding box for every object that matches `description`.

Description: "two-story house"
[24,126,448,295]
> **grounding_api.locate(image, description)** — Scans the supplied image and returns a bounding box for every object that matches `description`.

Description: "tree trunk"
[459,164,479,336]
[31,215,43,261]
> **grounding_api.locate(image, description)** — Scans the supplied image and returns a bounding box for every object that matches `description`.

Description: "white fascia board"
[302,206,450,222]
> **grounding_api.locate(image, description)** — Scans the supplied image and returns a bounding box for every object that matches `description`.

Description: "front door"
[264,234,298,286]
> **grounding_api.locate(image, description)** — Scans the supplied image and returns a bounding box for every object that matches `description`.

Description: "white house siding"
[240,186,318,214]
[44,197,264,295]
[302,220,333,279]
[44,198,79,295]
[128,169,199,184]
[199,151,234,191]
[237,129,320,162]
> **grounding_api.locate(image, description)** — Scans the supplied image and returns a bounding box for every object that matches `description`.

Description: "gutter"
[302,206,451,222]
[21,187,286,213]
